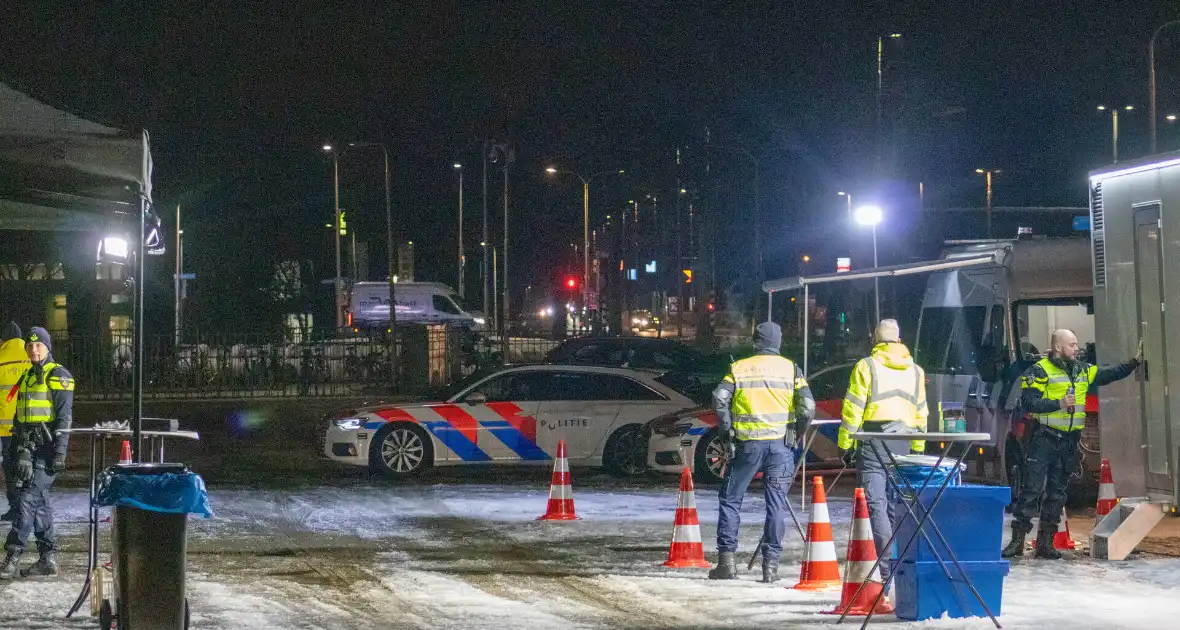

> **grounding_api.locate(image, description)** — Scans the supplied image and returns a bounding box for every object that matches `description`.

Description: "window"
[432,295,463,315]
[915,306,988,374]
[808,364,855,401]
[549,372,666,401]
[465,371,553,402]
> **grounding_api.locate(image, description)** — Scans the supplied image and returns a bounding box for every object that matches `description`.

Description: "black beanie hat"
[26,327,51,353]
[0,322,19,342]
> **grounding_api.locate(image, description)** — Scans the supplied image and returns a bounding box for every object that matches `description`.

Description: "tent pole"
[132,193,145,462]
[803,284,809,377]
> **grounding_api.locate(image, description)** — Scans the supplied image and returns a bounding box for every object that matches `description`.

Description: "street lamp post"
[1098,105,1134,162]
[974,168,1001,238]
[345,142,398,390]
[854,205,883,323]
[322,145,344,330]
[1151,20,1180,154]
[454,163,465,299]
[837,191,852,220]
[546,166,625,332]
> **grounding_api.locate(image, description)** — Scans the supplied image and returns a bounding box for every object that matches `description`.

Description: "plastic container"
[892,484,1011,563]
[891,559,1009,621]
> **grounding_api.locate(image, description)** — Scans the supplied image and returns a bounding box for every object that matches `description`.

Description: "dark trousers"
[5,463,56,554]
[1012,424,1082,533]
[716,438,795,561]
[0,437,15,511]
[857,441,901,563]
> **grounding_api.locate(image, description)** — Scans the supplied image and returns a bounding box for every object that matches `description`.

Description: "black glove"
[718,431,736,461]
[840,448,857,468]
[49,454,66,475]
[15,452,32,483]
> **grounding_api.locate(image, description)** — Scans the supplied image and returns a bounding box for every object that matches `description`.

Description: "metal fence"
[47,327,562,401]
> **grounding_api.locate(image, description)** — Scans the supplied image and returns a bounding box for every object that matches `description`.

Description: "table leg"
[66,434,99,618]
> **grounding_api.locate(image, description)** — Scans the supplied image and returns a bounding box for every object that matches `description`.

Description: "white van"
[348,281,486,330]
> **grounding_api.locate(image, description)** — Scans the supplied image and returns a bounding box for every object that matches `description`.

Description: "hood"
[753,322,782,353]
[0,322,19,342]
[870,342,915,369]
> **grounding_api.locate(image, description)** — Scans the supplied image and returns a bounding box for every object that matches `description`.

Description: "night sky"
[3,2,1180,328]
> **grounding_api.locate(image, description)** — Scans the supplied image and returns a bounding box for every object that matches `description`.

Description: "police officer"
[0,327,73,579]
[0,322,30,521]
[708,322,815,582]
[1002,329,1141,559]
[839,319,929,565]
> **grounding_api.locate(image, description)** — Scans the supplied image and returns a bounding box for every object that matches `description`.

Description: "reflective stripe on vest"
[16,363,62,424]
[862,357,926,453]
[729,355,796,441]
[1029,358,1094,432]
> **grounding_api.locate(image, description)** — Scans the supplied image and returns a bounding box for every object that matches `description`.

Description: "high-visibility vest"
[1025,357,1096,432]
[15,362,73,426]
[724,354,804,441]
[0,339,30,437]
[841,349,928,452]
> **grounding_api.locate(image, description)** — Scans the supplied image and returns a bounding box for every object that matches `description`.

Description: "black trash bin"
[96,463,212,630]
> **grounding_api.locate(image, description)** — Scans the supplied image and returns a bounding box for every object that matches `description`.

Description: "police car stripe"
[485,402,538,444]
[458,403,550,462]
[433,405,482,445]
[407,406,492,462]
[478,420,550,461]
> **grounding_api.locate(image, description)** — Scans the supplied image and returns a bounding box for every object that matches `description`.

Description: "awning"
[762,250,1008,293]
[0,82,152,231]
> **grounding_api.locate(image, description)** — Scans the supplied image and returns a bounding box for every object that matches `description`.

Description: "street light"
[1150,20,1180,153]
[346,141,398,390]
[1098,105,1135,162]
[545,165,625,331]
[854,205,883,323]
[322,144,344,329]
[454,163,465,298]
[974,168,1002,238]
[837,191,852,219]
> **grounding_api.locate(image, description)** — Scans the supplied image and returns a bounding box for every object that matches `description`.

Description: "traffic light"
[564,275,579,291]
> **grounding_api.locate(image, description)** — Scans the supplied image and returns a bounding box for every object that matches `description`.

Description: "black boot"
[20,550,56,578]
[1001,524,1029,558]
[0,550,21,580]
[1035,528,1063,560]
[708,551,738,580]
[760,556,780,583]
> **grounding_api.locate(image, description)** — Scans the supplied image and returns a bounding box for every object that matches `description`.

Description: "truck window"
[915,306,988,374]
[1012,300,1095,362]
[432,295,463,315]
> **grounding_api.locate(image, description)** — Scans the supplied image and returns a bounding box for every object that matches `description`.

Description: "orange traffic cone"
[118,441,132,465]
[1097,458,1118,518]
[663,468,711,568]
[538,440,578,521]
[1033,507,1076,551]
[794,476,842,591]
[825,488,894,616]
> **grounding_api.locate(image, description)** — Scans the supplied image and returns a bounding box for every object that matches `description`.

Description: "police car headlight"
[333,417,364,431]
[473,317,486,326]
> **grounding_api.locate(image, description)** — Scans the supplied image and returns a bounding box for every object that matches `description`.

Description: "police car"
[645,362,855,483]
[324,364,698,477]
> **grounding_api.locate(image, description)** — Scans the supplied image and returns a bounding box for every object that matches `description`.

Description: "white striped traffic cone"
[825,488,893,615]
[794,476,842,590]
[1096,458,1118,518]
[538,439,578,521]
[663,467,711,568]
[1033,507,1076,551]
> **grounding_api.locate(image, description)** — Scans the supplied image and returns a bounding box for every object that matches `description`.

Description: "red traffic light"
[564,276,579,290]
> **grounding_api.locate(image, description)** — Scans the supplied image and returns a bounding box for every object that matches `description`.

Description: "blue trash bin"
[891,559,1009,621]
[96,463,213,630]
[892,484,1011,563]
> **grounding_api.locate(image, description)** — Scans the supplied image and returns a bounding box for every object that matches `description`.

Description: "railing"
[47,327,562,401]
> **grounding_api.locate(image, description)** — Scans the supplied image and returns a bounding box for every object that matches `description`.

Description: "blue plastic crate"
[892,484,1010,563]
[890,559,1009,621]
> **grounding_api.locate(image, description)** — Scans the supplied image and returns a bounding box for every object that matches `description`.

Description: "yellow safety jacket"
[15,362,73,426]
[840,342,929,452]
[1024,357,1096,432]
[724,354,807,441]
[0,339,30,437]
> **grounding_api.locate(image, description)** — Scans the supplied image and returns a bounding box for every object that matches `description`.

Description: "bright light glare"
[101,236,129,259]
[453,163,462,169]
[322,144,333,151]
[854,205,883,227]
[1169,115,1178,121]
[545,167,557,174]
[1097,105,1107,111]
[975,168,986,174]
[837,191,847,196]
[1125,105,1135,111]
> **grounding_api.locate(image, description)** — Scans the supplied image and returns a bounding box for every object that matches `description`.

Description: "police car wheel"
[370,423,433,477]
[695,430,727,484]
[603,425,645,477]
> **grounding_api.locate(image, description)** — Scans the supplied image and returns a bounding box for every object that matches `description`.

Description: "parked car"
[544,336,731,404]
[324,364,698,478]
[645,362,856,484]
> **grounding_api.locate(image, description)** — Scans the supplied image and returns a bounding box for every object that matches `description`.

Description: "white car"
[645,362,855,484]
[324,364,698,477]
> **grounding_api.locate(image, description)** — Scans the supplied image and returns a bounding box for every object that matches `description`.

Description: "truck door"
[1134,204,1173,494]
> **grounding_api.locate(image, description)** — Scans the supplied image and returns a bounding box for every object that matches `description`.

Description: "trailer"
[764,235,1100,493]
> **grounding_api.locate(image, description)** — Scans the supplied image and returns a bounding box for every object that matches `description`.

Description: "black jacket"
[1021,355,1140,415]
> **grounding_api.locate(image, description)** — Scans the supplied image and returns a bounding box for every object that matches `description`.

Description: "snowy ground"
[3,475,1180,629]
